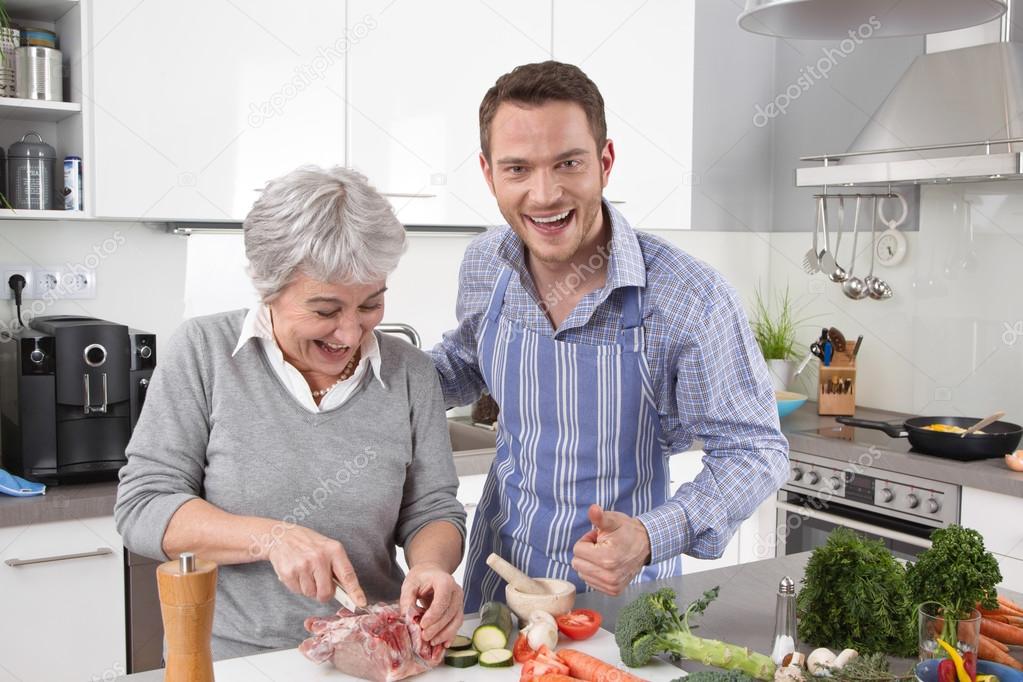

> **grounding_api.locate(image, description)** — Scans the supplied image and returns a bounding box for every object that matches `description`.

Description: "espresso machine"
[0,315,156,483]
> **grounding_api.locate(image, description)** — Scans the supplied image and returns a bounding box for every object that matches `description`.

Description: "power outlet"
[1,265,35,300]
[60,267,96,300]
[30,266,97,300]
[34,267,62,299]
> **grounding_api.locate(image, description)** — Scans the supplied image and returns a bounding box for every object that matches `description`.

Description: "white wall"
[0,220,186,343]
[768,183,1023,418]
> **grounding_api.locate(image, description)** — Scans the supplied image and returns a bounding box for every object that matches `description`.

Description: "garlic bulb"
[806,648,836,676]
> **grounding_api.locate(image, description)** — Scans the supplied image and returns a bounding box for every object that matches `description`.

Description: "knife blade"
[333,579,367,615]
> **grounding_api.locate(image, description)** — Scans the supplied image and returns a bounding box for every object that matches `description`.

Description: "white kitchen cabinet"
[553,0,696,230]
[961,486,1023,592]
[346,0,551,227]
[0,516,125,681]
[89,0,346,221]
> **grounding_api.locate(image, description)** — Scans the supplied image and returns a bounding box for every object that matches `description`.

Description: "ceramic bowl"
[776,391,808,419]
[915,659,1023,682]
[504,578,576,622]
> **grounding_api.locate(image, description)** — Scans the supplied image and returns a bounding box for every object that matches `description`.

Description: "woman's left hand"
[400,562,464,648]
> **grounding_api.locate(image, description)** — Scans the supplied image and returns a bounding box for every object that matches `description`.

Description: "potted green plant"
[749,285,805,392]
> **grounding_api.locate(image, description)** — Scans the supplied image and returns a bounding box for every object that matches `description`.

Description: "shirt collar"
[233,303,385,387]
[495,198,647,291]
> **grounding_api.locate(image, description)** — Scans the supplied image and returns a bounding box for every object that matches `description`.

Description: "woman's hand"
[266,525,366,606]
[400,562,463,648]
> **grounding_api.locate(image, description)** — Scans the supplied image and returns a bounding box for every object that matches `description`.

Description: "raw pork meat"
[299,602,444,681]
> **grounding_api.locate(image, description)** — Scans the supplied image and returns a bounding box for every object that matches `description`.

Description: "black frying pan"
[836,415,1023,461]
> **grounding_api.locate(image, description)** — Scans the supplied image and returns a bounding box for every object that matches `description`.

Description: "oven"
[775,451,960,562]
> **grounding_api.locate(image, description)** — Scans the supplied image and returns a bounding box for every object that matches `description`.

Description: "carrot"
[981,617,1023,646]
[979,635,1023,671]
[535,676,587,682]
[556,649,649,682]
[998,595,1023,616]
[982,634,1010,654]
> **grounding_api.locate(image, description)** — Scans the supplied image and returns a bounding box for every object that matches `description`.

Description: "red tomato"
[513,634,536,663]
[555,609,603,640]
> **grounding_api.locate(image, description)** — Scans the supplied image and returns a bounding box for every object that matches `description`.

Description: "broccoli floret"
[679,671,759,682]
[614,587,776,681]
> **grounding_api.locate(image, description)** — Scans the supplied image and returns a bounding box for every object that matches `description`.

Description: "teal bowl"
[916,659,1023,682]
[775,391,808,419]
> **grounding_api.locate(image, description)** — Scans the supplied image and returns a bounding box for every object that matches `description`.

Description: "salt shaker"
[771,576,797,665]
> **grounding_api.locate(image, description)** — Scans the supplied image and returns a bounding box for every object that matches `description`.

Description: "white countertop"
[123,618,684,681]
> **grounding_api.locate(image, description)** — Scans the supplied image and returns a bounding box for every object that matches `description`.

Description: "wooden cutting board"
[204,617,685,681]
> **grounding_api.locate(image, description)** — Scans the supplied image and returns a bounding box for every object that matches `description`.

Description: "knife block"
[157,553,217,682]
[817,348,856,416]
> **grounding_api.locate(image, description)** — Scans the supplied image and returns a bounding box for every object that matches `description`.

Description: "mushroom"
[807,648,836,676]
[834,649,859,669]
[775,664,805,682]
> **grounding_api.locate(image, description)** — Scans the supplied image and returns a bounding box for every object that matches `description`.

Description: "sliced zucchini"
[444,649,479,668]
[448,634,474,651]
[472,602,514,652]
[479,648,514,668]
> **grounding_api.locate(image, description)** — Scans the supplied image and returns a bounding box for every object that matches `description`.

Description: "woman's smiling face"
[269,272,387,380]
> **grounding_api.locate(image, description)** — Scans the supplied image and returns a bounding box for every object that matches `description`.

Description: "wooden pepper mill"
[157,552,218,682]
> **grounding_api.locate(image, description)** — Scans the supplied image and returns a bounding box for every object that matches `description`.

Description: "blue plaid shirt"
[430,202,789,564]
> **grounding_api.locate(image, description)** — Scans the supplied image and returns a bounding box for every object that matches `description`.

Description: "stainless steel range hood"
[797,10,1023,187]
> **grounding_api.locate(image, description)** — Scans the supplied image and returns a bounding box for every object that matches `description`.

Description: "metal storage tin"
[15,46,62,101]
[9,131,56,210]
[0,28,20,97]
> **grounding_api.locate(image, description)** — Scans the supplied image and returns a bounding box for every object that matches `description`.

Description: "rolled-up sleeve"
[429,242,491,409]
[114,319,211,561]
[395,358,467,551]
[637,282,789,564]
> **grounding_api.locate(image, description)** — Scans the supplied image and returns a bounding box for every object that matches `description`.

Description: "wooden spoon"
[485,553,548,595]
[961,411,1005,438]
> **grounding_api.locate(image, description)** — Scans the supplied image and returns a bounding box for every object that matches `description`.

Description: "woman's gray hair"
[244,165,406,301]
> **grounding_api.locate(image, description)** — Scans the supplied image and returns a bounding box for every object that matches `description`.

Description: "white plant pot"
[766,359,795,392]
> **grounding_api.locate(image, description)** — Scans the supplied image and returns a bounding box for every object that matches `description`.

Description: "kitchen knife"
[333,579,368,615]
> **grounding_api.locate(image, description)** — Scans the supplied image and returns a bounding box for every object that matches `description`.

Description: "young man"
[430,61,789,611]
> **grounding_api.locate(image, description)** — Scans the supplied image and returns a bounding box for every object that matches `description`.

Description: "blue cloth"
[430,200,789,567]
[461,268,681,611]
[0,469,45,497]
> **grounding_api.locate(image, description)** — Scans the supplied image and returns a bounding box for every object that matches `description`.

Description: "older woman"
[115,166,466,660]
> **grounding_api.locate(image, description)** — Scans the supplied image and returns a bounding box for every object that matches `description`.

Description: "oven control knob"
[29,348,45,364]
[927,498,940,514]
[907,493,920,509]
[138,344,152,360]
[828,476,841,491]
[791,467,804,482]
[881,488,895,503]
[807,471,821,485]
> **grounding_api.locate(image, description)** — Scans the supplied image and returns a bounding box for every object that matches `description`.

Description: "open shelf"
[0,98,81,122]
[0,209,88,220]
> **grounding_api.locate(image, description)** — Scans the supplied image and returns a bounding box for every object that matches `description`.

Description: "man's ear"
[600,139,615,188]
[480,151,497,197]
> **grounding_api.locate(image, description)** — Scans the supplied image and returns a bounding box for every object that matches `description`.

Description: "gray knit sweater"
[115,310,465,660]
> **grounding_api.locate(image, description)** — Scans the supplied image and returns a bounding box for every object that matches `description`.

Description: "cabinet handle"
[608,199,626,205]
[381,192,437,199]
[5,547,114,567]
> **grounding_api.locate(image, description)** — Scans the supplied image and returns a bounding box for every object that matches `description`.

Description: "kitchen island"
[128,550,1023,680]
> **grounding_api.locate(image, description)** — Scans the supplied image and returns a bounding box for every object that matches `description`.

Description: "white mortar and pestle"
[485,553,576,622]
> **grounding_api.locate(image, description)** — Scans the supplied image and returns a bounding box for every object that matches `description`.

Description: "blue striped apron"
[462,267,682,612]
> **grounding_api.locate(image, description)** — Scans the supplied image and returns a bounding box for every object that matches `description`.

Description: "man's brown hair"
[479,61,607,161]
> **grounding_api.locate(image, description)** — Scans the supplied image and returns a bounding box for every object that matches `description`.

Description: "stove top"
[794,423,915,454]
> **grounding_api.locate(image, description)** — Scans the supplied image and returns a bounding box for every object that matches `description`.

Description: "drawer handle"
[5,547,113,567]
[381,192,437,199]
[464,503,477,511]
